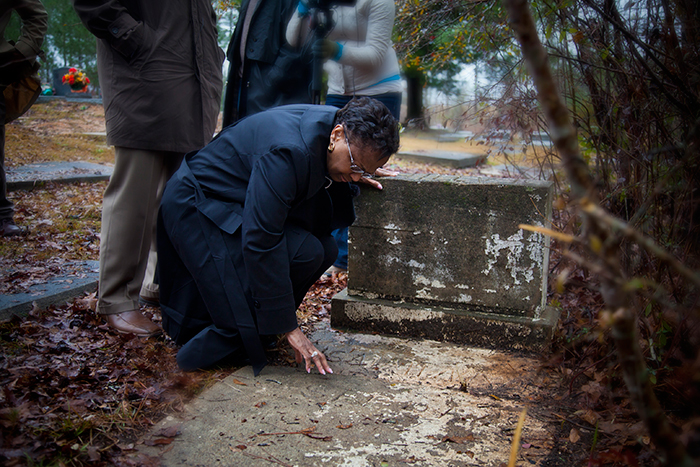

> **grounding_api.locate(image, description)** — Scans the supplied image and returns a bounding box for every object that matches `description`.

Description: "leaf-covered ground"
[0,274,348,467]
[1,101,690,466]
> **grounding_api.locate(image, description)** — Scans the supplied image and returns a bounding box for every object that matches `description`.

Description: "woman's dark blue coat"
[157,104,355,375]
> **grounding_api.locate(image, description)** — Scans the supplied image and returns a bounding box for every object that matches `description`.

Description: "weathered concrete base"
[331,289,560,353]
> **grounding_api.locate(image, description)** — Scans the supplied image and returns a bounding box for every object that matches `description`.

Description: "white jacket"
[287,0,402,96]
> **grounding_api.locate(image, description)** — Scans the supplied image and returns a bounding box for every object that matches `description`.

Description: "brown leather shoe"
[1,218,21,237]
[105,310,161,337]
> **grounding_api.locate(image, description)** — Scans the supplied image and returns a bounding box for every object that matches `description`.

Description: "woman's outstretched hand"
[285,327,333,375]
[359,167,400,190]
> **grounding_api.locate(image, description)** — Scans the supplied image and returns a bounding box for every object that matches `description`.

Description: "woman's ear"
[330,124,344,144]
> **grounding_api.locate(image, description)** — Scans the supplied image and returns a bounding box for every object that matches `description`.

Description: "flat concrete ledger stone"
[397,150,486,168]
[348,173,553,317]
[0,261,99,321]
[331,289,560,352]
[6,161,113,191]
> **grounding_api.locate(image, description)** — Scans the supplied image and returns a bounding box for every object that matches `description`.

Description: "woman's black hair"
[334,97,400,163]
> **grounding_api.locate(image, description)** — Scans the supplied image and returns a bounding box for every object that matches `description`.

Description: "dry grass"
[4,100,113,169]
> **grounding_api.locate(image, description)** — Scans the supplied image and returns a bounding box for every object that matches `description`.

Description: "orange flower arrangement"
[62,67,90,91]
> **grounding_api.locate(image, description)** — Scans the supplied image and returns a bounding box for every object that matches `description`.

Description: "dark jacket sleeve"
[71,0,147,59]
[241,144,310,335]
[7,0,47,60]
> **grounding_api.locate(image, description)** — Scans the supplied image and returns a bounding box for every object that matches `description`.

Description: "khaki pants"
[97,147,183,315]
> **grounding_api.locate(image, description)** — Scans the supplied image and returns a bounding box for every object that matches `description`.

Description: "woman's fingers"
[360,177,383,190]
[374,167,399,177]
[314,351,333,375]
[305,349,333,375]
[285,327,333,375]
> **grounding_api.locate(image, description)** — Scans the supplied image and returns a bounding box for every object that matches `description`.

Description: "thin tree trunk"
[404,69,425,125]
[502,0,695,464]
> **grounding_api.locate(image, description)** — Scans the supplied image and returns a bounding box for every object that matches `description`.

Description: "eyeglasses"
[344,127,373,179]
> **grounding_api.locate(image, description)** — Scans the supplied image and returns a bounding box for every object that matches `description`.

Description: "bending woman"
[157,98,400,375]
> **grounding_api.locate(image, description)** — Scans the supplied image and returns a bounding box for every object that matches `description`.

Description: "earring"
[328,142,335,152]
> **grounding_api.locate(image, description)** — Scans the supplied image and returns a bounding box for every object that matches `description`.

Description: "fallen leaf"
[337,424,353,429]
[145,438,173,446]
[569,428,581,443]
[598,421,627,433]
[441,434,475,443]
[156,424,181,438]
[87,446,100,462]
[232,378,247,386]
[574,409,599,426]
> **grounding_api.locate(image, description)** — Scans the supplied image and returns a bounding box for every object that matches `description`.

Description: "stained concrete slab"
[0,260,99,321]
[135,322,554,466]
[396,150,486,169]
[6,161,112,191]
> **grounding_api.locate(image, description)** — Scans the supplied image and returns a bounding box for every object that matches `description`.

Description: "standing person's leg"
[324,94,401,273]
[366,92,402,120]
[0,86,20,237]
[329,228,348,271]
[98,147,179,335]
[139,154,185,305]
[324,94,354,272]
[324,94,352,110]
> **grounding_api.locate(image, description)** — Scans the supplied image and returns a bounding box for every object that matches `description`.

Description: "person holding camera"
[0,0,47,237]
[286,0,402,273]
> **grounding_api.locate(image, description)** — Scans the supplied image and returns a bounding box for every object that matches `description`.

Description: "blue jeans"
[325,92,402,121]
[325,92,402,270]
[330,226,349,269]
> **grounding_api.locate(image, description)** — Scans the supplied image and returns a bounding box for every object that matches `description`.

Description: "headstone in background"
[331,174,560,352]
[52,67,72,96]
[531,131,553,147]
[397,150,485,169]
[51,67,92,98]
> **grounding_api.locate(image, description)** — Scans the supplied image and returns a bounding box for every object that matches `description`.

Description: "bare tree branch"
[502,0,697,464]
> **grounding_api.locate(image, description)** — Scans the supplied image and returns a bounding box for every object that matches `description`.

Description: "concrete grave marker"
[397,150,485,168]
[331,173,560,351]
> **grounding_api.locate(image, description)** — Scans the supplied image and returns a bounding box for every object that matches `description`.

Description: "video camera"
[306,0,357,104]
